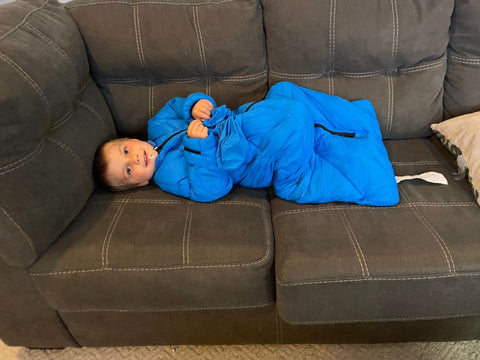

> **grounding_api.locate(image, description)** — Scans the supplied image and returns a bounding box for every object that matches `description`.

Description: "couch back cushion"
[262,0,454,139]
[444,0,480,119]
[67,0,268,139]
[0,0,115,267]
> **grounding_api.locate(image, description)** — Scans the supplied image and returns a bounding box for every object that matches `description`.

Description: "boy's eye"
[126,167,132,175]
[124,147,129,155]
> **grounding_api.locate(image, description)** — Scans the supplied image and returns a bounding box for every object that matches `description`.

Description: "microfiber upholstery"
[262,0,453,139]
[0,0,115,267]
[66,0,268,139]
[274,137,480,324]
[444,0,480,118]
[29,186,274,312]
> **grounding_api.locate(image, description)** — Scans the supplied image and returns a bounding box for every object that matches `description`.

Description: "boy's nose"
[131,152,140,163]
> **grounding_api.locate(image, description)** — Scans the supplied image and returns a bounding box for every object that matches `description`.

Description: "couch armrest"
[0,0,116,267]
[0,258,77,348]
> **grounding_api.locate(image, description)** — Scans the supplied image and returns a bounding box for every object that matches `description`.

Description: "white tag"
[395,171,448,185]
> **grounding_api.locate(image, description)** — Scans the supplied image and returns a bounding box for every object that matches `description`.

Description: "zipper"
[184,147,201,155]
[245,102,256,112]
[314,123,356,138]
[151,129,187,155]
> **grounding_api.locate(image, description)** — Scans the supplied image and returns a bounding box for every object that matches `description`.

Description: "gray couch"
[1,0,480,348]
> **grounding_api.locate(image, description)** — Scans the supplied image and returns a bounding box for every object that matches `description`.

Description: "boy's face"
[103,138,157,188]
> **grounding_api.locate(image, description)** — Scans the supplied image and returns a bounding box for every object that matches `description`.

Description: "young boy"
[94,82,399,206]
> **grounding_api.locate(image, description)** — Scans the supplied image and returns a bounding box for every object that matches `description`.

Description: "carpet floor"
[2,340,480,360]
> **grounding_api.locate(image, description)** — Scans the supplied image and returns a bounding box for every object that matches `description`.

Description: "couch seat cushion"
[274,137,480,324]
[29,186,274,312]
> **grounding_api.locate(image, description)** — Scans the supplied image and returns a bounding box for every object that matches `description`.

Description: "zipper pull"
[148,145,161,159]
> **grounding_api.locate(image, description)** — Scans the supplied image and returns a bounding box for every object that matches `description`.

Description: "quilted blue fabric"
[148,82,399,205]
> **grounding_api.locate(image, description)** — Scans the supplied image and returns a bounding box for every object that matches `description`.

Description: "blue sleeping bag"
[148,81,399,206]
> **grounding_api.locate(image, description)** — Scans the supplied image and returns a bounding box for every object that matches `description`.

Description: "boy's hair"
[93,139,139,192]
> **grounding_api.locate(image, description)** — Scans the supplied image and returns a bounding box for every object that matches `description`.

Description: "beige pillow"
[431,111,480,205]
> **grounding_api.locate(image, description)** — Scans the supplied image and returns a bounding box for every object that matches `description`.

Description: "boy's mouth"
[144,150,148,167]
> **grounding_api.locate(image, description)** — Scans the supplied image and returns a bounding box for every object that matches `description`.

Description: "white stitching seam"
[32,201,272,276]
[0,52,51,120]
[270,71,327,80]
[31,249,274,275]
[67,0,242,8]
[340,209,369,277]
[99,77,198,84]
[57,302,273,313]
[213,200,265,207]
[277,272,480,287]
[97,71,267,85]
[391,160,450,166]
[340,70,382,79]
[89,199,265,207]
[102,195,129,266]
[46,136,86,171]
[76,99,111,135]
[391,0,398,67]
[399,187,456,273]
[328,0,336,95]
[449,55,480,65]
[0,0,49,42]
[401,58,445,74]
[93,199,188,206]
[24,23,75,69]
[386,76,392,137]
[193,6,210,95]
[0,206,36,257]
[219,72,267,82]
[50,78,90,132]
[76,77,91,95]
[133,5,146,69]
[273,202,477,219]
[31,260,273,276]
[182,204,193,265]
[132,4,154,120]
[386,0,398,138]
[149,76,154,118]
[278,313,480,325]
[270,59,445,80]
[0,141,45,176]
[49,108,73,133]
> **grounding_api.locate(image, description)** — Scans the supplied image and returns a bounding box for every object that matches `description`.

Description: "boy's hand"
[191,99,213,121]
[187,119,209,139]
